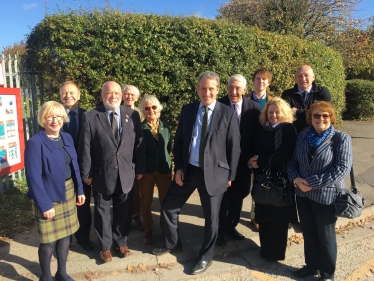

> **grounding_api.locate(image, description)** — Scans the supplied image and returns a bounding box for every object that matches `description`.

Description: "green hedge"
[25,11,345,130]
[344,80,374,120]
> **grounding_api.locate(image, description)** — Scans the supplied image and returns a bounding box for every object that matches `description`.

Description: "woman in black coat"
[248,97,298,262]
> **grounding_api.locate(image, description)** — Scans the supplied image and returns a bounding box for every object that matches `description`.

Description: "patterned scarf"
[147,120,159,140]
[263,122,285,150]
[307,125,332,148]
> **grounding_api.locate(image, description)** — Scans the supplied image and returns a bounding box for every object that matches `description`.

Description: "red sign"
[0,88,25,176]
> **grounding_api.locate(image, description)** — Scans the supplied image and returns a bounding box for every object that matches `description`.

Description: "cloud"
[23,3,37,10]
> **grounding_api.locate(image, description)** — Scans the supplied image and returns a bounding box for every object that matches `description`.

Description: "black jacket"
[281,82,331,133]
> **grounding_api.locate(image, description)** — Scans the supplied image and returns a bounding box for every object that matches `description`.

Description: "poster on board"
[0,88,25,176]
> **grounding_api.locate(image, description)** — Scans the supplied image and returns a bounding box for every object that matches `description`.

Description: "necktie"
[111,112,120,144]
[233,103,240,125]
[68,111,77,144]
[199,106,208,169]
[302,91,308,101]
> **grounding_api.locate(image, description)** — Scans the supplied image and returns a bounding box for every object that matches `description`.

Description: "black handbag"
[251,155,294,207]
[335,165,364,218]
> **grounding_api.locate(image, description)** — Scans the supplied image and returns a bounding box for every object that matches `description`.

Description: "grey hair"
[101,81,121,92]
[228,74,247,87]
[122,84,140,97]
[139,94,163,119]
[197,71,220,88]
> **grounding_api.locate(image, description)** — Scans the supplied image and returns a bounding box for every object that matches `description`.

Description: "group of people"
[25,65,352,281]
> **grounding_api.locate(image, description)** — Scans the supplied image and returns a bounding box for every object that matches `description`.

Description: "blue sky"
[1,0,374,52]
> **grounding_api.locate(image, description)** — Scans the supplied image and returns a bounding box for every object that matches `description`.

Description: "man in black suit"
[78,81,145,263]
[152,72,241,275]
[60,81,94,251]
[281,65,332,133]
[217,74,261,246]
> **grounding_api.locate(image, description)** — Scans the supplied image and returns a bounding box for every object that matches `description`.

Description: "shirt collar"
[265,121,280,128]
[298,86,312,93]
[199,99,217,111]
[252,91,267,100]
[105,106,121,116]
[229,97,243,108]
[64,106,79,114]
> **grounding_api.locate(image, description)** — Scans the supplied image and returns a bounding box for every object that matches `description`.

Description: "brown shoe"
[114,245,131,257]
[251,219,259,231]
[143,229,153,245]
[99,250,112,263]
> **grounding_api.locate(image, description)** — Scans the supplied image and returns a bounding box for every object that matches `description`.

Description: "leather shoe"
[77,239,94,251]
[55,272,75,281]
[191,260,212,275]
[318,278,334,281]
[152,245,183,255]
[114,245,131,257]
[293,266,319,278]
[99,250,112,263]
[227,228,245,240]
[216,233,227,247]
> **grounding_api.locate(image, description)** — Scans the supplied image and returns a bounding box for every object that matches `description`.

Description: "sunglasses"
[312,113,330,119]
[145,105,157,111]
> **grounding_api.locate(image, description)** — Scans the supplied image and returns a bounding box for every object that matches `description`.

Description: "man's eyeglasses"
[45,116,63,121]
[145,105,157,111]
[312,114,330,120]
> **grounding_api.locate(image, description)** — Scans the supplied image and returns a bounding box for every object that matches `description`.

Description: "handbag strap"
[332,132,355,193]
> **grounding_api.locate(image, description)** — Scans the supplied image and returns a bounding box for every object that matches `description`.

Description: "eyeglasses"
[45,116,63,121]
[312,113,330,119]
[145,105,157,111]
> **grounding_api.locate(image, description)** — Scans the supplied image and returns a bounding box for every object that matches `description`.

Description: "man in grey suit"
[78,81,145,263]
[152,72,241,275]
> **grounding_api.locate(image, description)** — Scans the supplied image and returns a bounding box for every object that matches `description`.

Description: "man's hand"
[136,174,143,180]
[175,169,184,186]
[84,178,92,185]
[43,208,55,219]
[294,177,312,192]
[76,195,86,206]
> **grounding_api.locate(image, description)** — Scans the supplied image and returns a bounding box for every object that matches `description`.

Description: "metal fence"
[0,54,43,193]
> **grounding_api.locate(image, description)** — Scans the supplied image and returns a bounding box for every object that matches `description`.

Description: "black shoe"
[318,278,334,281]
[77,239,94,251]
[216,233,227,247]
[227,228,245,240]
[152,245,183,255]
[55,272,75,281]
[191,260,212,275]
[293,266,320,278]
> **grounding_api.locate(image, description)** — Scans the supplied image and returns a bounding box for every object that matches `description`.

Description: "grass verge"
[0,176,34,246]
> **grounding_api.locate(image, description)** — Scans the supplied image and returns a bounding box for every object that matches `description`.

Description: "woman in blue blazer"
[25,101,85,281]
[288,101,352,281]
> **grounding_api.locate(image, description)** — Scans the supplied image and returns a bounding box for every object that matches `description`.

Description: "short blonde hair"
[139,95,163,119]
[259,97,294,125]
[38,101,67,128]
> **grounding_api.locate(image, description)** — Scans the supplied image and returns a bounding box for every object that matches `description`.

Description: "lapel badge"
[125,119,128,122]
[126,114,129,118]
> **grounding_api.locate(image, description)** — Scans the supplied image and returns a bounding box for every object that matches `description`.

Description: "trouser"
[75,182,92,242]
[297,196,337,279]
[161,164,224,262]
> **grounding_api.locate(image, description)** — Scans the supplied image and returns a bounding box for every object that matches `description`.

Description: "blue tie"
[68,111,77,144]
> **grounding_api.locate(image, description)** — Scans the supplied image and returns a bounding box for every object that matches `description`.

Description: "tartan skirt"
[32,179,79,243]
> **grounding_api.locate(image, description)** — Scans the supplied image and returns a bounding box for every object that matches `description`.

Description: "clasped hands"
[294,177,312,192]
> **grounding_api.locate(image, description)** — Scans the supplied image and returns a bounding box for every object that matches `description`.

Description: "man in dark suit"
[281,65,332,133]
[152,72,241,275]
[78,81,145,263]
[60,81,93,251]
[217,74,260,246]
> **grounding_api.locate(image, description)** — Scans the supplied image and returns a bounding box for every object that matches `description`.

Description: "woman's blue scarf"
[307,125,332,148]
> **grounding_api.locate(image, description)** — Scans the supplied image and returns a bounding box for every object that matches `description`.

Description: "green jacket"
[142,119,172,174]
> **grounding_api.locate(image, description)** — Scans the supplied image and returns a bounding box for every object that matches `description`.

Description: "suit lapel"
[207,101,221,143]
[186,103,200,143]
[119,106,130,146]
[310,129,335,167]
[97,107,118,146]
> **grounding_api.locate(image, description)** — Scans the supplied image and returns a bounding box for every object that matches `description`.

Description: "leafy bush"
[25,11,345,130]
[344,80,374,120]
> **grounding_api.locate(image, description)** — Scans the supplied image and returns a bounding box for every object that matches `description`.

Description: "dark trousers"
[161,164,224,262]
[132,179,141,219]
[297,196,337,279]
[258,220,289,260]
[218,184,243,234]
[75,182,92,243]
[93,181,133,251]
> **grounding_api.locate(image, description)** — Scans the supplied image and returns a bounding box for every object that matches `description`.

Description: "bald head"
[295,65,315,91]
